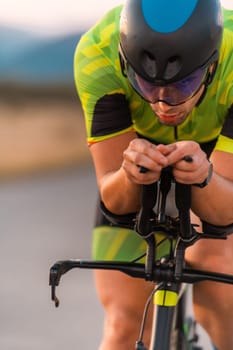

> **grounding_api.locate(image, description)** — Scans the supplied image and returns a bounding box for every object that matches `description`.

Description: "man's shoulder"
[219,7,233,68]
[223,6,233,32]
[76,5,122,66]
[81,5,122,45]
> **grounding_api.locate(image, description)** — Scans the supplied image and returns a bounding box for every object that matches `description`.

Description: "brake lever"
[49,265,61,307]
[49,260,76,307]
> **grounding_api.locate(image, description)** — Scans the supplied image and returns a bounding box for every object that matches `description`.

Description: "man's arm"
[91,131,233,225]
[90,131,142,214]
[90,132,171,215]
[191,150,233,226]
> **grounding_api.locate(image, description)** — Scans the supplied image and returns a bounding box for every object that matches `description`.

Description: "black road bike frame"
[49,168,233,350]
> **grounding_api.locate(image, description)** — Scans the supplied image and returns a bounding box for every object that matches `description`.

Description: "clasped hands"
[122,139,210,185]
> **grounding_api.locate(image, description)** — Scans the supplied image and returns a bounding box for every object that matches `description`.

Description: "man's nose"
[156,101,172,112]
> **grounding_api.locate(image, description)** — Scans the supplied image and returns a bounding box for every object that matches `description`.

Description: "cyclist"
[74,1,233,349]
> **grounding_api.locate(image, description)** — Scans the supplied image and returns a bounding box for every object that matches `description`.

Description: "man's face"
[123,53,213,125]
[150,85,205,126]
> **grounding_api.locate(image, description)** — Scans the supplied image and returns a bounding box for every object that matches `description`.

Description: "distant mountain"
[0,25,83,85]
[0,26,36,56]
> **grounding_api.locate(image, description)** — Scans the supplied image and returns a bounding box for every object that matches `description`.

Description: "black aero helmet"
[119,0,223,84]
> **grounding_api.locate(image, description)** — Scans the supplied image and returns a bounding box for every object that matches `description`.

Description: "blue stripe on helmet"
[141,0,198,33]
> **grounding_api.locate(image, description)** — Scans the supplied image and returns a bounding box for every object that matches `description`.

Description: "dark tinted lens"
[174,69,206,97]
[126,63,207,105]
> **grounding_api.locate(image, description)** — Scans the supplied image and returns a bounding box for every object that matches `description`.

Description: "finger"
[124,147,167,172]
[173,158,209,184]
[123,162,161,184]
[156,143,177,156]
[129,139,168,167]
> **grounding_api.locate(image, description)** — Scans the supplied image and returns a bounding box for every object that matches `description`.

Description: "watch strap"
[193,160,213,188]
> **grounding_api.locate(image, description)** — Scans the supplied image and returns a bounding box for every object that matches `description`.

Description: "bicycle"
[49,166,233,350]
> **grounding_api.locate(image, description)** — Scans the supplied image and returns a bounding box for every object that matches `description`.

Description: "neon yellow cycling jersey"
[75,5,233,154]
[74,6,233,262]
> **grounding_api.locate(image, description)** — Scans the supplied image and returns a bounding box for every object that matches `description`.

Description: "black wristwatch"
[193,160,213,188]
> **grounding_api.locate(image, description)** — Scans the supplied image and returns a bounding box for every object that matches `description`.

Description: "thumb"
[156,143,177,156]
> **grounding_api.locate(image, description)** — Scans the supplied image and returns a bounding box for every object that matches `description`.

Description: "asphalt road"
[0,164,104,350]
[0,164,213,350]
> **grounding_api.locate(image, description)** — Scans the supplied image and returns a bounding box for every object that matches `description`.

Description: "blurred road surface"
[0,165,213,350]
[0,164,103,350]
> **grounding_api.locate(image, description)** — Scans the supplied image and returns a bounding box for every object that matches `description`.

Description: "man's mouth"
[157,112,184,125]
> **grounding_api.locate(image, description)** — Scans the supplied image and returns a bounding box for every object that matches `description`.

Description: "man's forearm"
[100,167,142,215]
[191,172,233,226]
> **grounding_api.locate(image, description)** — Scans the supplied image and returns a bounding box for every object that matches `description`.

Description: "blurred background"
[0,0,232,349]
[0,1,122,349]
[0,0,123,177]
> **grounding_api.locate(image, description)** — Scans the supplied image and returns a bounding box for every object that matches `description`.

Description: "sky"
[0,0,124,36]
[0,0,232,37]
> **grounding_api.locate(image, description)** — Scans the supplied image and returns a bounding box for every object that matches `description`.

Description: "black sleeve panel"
[221,104,233,139]
[91,93,132,137]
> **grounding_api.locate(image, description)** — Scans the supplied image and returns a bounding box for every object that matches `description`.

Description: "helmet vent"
[164,56,182,80]
[141,51,157,79]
